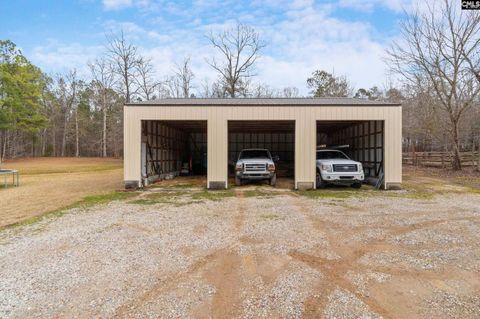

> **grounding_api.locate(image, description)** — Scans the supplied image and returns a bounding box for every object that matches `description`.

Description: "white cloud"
[337,0,416,13]
[30,0,410,94]
[102,0,132,10]
[251,1,389,92]
[102,0,152,10]
[30,40,102,79]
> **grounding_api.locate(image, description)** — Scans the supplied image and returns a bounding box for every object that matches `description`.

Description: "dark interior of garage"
[141,120,207,183]
[228,121,295,177]
[317,120,384,179]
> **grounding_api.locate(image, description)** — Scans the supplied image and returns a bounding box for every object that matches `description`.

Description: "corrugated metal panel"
[123,105,402,189]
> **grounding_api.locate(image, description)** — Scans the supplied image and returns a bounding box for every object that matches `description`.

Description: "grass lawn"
[0,157,123,228]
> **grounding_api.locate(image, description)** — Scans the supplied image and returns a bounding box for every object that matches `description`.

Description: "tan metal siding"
[123,105,402,188]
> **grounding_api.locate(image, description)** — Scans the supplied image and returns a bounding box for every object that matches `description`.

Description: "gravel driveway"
[1,186,480,318]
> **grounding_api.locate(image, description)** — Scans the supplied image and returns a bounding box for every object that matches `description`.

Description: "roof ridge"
[125,97,401,107]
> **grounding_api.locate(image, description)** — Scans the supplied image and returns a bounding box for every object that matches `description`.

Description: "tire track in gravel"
[113,190,247,318]
[287,194,393,319]
[113,248,229,317]
[202,189,246,318]
[288,194,480,318]
[234,189,246,231]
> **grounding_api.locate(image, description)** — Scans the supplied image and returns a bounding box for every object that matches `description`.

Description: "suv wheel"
[316,170,326,189]
[351,182,362,189]
[235,176,242,186]
[269,173,277,186]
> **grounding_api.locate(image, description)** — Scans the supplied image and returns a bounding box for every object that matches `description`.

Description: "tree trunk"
[75,108,79,157]
[124,70,130,103]
[451,120,462,170]
[41,128,47,156]
[52,126,56,156]
[102,91,107,157]
[2,131,8,161]
[32,135,35,157]
[61,112,68,157]
[0,131,4,166]
[11,130,17,158]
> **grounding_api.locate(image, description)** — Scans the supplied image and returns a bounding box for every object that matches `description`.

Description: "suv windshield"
[317,150,349,160]
[239,150,271,160]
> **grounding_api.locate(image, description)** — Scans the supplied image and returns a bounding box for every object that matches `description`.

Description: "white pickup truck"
[316,149,364,188]
[234,149,277,186]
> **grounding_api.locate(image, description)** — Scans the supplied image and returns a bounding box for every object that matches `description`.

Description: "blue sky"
[0,0,416,94]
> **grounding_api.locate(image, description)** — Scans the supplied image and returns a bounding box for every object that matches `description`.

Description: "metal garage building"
[123,98,402,190]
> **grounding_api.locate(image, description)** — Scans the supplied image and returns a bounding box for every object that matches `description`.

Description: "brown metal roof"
[125,97,401,107]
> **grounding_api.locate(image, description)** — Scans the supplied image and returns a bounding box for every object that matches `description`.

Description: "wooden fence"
[403,151,480,168]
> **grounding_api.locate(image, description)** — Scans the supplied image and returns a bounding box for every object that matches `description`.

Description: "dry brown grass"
[0,157,123,228]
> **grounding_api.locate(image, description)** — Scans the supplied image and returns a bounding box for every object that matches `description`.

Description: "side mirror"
[273,155,280,162]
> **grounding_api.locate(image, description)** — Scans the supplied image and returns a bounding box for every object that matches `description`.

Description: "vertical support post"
[295,113,316,190]
[384,107,402,189]
[207,117,228,189]
[124,107,142,188]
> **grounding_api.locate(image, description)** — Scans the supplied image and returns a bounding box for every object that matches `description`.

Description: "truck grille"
[244,163,266,172]
[333,164,357,172]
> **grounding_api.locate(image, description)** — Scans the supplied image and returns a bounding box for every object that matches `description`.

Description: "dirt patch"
[150,175,207,188]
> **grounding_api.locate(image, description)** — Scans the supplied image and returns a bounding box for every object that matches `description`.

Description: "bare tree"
[106,30,140,103]
[199,78,226,98]
[282,87,300,98]
[163,75,182,98]
[160,58,195,98]
[89,57,115,157]
[461,40,480,170]
[459,15,480,171]
[199,78,212,97]
[55,70,78,157]
[250,83,277,97]
[174,57,195,98]
[461,35,480,84]
[387,0,480,170]
[73,78,80,157]
[207,23,265,97]
[134,57,159,101]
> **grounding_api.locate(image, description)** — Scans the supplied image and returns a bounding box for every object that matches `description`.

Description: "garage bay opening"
[228,120,295,188]
[140,120,207,187]
[316,121,384,188]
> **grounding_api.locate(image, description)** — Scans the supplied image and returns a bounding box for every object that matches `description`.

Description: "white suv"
[316,149,364,188]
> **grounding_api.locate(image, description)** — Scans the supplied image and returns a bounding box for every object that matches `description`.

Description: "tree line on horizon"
[0,0,479,170]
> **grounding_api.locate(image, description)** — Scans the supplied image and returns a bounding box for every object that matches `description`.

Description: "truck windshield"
[239,150,270,159]
[317,150,348,160]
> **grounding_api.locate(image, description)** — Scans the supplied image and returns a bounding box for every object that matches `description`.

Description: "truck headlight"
[235,163,243,171]
[267,163,275,172]
[358,163,363,172]
[320,164,333,172]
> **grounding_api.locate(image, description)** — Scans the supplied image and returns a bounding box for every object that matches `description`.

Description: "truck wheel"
[235,176,242,186]
[269,173,277,186]
[316,170,326,189]
[351,182,362,189]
